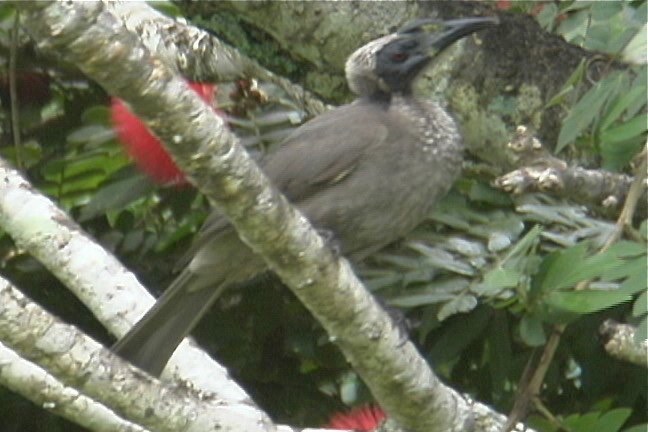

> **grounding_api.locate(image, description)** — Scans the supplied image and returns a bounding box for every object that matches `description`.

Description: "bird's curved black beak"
[399,16,499,53]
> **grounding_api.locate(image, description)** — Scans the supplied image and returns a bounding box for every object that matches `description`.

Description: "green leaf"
[622,22,647,65]
[79,173,155,221]
[557,9,589,45]
[601,134,645,171]
[627,67,648,118]
[546,290,632,314]
[429,307,491,364]
[632,291,647,317]
[594,408,632,432]
[605,240,647,258]
[520,315,546,346]
[600,115,648,145]
[617,262,647,297]
[600,87,647,131]
[563,412,603,432]
[501,225,543,265]
[624,423,648,432]
[557,73,623,153]
[437,294,478,321]
[66,124,114,147]
[536,2,559,30]
[636,316,647,344]
[388,278,469,308]
[540,242,626,292]
[467,181,512,206]
[81,105,111,124]
[474,267,521,295]
[545,60,588,109]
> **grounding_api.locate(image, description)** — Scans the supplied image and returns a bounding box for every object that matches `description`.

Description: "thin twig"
[602,143,647,249]
[9,10,22,168]
[504,326,564,432]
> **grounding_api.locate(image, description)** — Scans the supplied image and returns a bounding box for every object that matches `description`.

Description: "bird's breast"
[299,100,463,260]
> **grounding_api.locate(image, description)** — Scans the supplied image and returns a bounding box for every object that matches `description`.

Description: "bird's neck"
[390,93,462,157]
[366,90,391,106]
[364,87,415,108]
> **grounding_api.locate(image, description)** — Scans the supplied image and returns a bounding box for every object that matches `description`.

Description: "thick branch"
[0,156,257,404]
[493,126,645,218]
[0,276,321,432]
[0,338,146,432]
[105,1,327,116]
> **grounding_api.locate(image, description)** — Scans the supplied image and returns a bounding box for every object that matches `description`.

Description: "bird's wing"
[193,103,388,245]
[262,103,389,201]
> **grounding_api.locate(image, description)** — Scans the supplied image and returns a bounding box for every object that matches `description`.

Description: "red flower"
[495,0,512,10]
[326,405,386,431]
[111,82,216,186]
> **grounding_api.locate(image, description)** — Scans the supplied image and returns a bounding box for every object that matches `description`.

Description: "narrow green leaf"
[627,66,648,117]
[545,84,576,109]
[564,58,587,88]
[632,291,647,317]
[622,22,647,65]
[437,294,478,321]
[79,174,155,221]
[474,267,521,295]
[601,134,645,171]
[600,87,646,131]
[546,290,632,314]
[601,115,648,144]
[557,73,623,153]
[536,2,559,30]
[635,316,647,344]
[557,9,589,44]
[388,279,468,307]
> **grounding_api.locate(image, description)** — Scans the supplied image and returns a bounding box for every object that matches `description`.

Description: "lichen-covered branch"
[0,323,147,432]
[493,126,645,218]
[600,320,648,368]
[0,156,258,402]
[0,276,290,432]
[105,1,328,116]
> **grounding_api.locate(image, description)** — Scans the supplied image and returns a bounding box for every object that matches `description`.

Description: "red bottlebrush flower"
[495,0,512,10]
[111,82,216,186]
[326,405,386,431]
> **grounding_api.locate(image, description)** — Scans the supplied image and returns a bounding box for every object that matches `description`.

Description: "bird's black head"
[346,17,498,98]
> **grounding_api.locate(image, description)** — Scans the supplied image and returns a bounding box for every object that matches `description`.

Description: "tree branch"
[104,1,328,117]
[0,275,332,432]
[0,336,147,432]
[0,155,258,402]
[599,320,648,368]
[493,126,646,218]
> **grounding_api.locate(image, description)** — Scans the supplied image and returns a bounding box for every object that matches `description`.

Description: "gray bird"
[113,16,498,376]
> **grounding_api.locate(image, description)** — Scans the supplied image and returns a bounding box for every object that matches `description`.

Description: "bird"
[113,16,499,376]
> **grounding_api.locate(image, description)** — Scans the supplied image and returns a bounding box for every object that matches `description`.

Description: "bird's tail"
[112,270,227,376]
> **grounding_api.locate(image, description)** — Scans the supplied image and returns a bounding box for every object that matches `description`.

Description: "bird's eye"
[391,52,408,63]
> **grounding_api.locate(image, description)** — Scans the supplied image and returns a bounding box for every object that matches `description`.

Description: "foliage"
[537,0,647,168]
[0,2,645,431]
